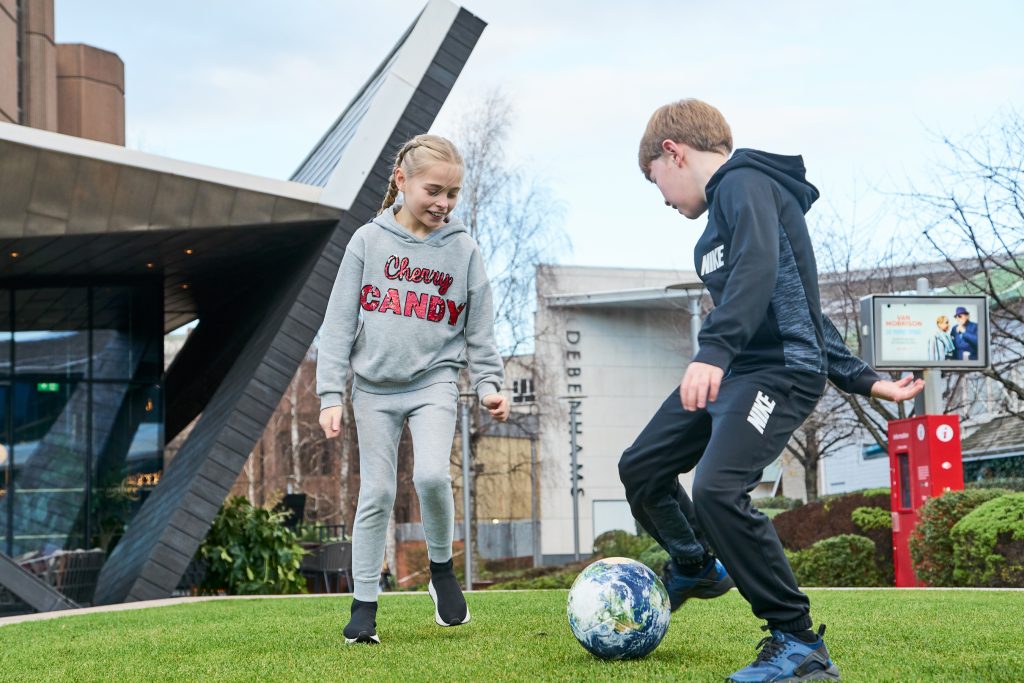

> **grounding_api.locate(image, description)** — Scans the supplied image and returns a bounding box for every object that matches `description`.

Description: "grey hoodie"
[316,205,504,409]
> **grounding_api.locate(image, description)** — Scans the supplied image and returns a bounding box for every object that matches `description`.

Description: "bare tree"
[810,212,985,448]
[446,91,569,573]
[908,111,1024,419]
[236,353,347,529]
[455,91,569,358]
[783,385,861,500]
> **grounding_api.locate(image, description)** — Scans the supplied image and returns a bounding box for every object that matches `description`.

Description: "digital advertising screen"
[859,295,989,370]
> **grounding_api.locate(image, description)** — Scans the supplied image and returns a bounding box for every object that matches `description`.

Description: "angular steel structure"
[0,0,485,609]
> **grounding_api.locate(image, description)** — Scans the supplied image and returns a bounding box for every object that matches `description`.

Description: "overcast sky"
[55,1,1024,273]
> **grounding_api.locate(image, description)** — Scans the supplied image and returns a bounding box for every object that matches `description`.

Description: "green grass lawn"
[1,589,1022,682]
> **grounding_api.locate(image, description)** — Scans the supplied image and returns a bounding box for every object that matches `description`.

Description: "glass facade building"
[0,282,163,559]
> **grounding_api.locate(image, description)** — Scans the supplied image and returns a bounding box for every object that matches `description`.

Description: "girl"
[317,134,509,645]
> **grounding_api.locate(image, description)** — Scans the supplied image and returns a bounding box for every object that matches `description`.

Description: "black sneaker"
[343,598,380,645]
[661,556,735,611]
[428,559,470,626]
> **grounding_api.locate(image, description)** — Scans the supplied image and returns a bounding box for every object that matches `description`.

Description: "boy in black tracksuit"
[621,100,924,683]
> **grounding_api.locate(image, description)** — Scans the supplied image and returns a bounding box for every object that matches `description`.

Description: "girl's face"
[395,162,463,233]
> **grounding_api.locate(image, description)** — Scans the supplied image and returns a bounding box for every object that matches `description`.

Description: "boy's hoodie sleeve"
[316,230,366,410]
[693,170,781,371]
[822,314,882,396]
[465,247,505,401]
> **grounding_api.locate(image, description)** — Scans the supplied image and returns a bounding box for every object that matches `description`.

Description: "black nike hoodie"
[692,149,880,396]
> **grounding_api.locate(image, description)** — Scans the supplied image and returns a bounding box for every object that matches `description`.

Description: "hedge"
[773,490,893,584]
[787,534,884,587]
[951,492,1024,587]
[772,490,890,550]
[908,488,1010,586]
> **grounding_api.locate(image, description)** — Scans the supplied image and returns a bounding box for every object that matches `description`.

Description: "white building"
[528,265,791,564]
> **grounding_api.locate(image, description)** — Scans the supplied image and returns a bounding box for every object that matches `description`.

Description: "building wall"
[0,0,125,143]
[534,265,698,561]
[819,441,890,495]
[452,433,535,522]
[20,0,57,132]
[0,0,17,124]
[56,43,125,145]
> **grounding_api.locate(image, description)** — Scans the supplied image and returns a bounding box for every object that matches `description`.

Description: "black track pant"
[618,367,825,632]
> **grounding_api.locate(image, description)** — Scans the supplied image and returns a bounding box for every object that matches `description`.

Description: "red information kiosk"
[861,291,987,587]
[886,415,964,587]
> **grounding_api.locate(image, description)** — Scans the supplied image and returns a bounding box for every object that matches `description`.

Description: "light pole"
[527,403,541,568]
[914,277,944,415]
[559,395,586,563]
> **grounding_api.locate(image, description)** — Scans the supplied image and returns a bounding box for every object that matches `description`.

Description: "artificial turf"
[0,588,1021,682]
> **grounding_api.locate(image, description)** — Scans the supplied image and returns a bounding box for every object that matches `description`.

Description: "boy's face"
[648,148,708,219]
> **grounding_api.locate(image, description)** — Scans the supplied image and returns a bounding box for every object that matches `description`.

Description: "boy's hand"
[680,362,725,411]
[871,376,926,402]
[482,394,510,422]
[319,406,343,439]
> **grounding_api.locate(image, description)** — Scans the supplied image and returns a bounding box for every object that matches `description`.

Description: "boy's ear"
[661,139,683,166]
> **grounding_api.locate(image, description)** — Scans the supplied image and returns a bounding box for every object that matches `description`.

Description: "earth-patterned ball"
[566,556,671,660]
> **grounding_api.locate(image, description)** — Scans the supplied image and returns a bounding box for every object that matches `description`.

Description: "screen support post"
[913,277,944,416]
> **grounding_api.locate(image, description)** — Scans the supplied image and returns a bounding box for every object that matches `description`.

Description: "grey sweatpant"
[350,381,459,602]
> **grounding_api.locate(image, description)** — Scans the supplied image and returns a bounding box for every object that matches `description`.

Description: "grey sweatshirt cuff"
[320,393,343,411]
[476,382,502,402]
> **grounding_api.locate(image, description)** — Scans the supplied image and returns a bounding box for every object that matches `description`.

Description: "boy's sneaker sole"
[728,663,840,682]
[344,631,381,645]
[689,572,736,600]
[428,580,471,627]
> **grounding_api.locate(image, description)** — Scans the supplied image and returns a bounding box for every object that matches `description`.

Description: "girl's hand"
[870,376,926,402]
[319,406,343,438]
[482,394,510,422]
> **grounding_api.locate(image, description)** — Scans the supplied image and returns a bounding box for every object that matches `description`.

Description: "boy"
[618,99,924,682]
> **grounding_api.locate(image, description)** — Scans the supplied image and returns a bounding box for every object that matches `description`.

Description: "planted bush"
[951,492,1024,587]
[198,496,307,595]
[592,529,655,561]
[752,495,804,511]
[772,490,890,550]
[908,488,1009,586]
[787,534,883,587]
[852,506,891,532]
[966,477,1024,492]
[638,544,670,573]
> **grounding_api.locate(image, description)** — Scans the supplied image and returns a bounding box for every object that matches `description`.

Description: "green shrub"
[787,534,883,587]
[752,495,804,511]
[852,506,892,532]
[485,570,577,590]
[966,477,1024,492]
[773,489,893,584]
[818,487,890,507]
[198,496,308,595]
[638,545,670,573]
[773,490,890,550]
[592,529,654,561]
[908,488,1010,586]
[951,492,1024,587]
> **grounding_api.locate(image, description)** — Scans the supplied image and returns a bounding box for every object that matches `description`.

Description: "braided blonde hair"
[378,134,464,214]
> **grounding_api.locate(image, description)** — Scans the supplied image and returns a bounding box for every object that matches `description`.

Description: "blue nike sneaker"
[660,557,735,611]
[726,625,840,682]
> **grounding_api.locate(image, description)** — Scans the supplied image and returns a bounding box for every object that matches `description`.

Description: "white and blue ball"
[566,557,671,660]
